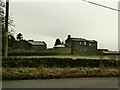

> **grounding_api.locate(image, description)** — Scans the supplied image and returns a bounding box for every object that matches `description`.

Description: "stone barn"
[28,40,47,50]
[12,40,47,50]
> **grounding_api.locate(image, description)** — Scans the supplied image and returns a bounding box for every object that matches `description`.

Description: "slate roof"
[88,40,97,42]
[28,41,46,46]
[70,38,97,42]
[71,38,86,41]
[55,45,65,47]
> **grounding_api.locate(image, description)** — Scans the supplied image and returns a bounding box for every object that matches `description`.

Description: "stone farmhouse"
[65,35,97,55]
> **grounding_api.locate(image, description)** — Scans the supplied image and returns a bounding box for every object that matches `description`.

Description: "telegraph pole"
[4,0,9,57]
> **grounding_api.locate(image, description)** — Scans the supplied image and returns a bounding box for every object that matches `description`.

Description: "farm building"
[28,40,47,50]
[65,35,98,55]
[12,40,47,50]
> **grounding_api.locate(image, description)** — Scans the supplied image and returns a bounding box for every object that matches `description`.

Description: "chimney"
[68,35,71,39]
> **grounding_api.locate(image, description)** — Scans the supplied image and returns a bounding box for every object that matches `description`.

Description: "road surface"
[2,77,119,88]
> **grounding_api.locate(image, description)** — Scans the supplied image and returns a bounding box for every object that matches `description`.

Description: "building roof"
[65,35,97,42]
[88,40,97,42]
[54,45,65,48]
[70,38,97,42]
[71,38,86,41]
[28,41,46,46]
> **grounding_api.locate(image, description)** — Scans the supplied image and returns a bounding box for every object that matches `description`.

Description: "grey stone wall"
[53,47,71,55]
[71,41,97,55]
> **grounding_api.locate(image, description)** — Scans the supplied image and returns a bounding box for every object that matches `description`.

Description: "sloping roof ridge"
[28,40,45,43]
[71,37,86,40]
[87,40,97,42]
[71,38,86,40]
[31,41,44,42]
[27,40,46,46]
[71,37,97,41]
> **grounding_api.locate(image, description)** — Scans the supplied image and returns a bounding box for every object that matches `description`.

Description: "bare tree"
[1,0,15,56]
[3,0,9,57]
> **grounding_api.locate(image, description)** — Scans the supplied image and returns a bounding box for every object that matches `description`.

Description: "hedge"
[2,57,120,68]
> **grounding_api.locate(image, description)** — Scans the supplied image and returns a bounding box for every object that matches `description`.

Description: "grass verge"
[2,67,119,80]
[6,55,120,60]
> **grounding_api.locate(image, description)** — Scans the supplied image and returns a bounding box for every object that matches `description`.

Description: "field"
[7,55,120,60]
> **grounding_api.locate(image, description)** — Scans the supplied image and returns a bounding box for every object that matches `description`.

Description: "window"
[89,43,91,46]
[80,42,82,45]
[9,36,11,39]
[84,42,86,45]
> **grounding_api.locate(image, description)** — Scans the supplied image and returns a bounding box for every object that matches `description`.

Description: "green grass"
[4,55,120,60]
[6,55,119,60]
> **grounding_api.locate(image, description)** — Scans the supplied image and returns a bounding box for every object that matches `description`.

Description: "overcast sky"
[9,0,119,51]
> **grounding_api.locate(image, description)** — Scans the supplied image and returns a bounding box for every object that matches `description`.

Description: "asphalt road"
[2,77,119,88]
